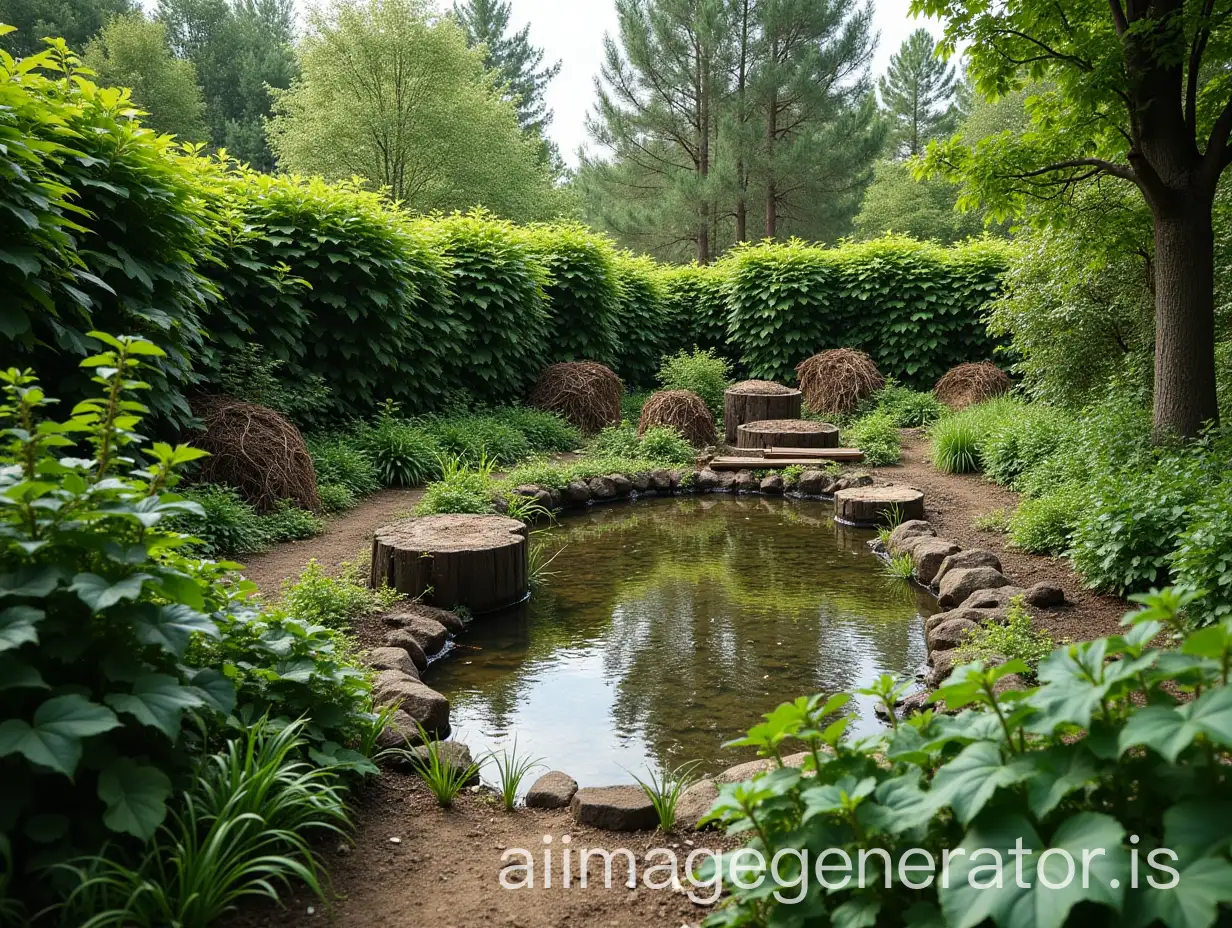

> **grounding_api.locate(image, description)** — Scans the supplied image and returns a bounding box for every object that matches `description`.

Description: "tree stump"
[736,419,839,450]
[723,380,802,444]
[370,515,529,614]
[834,485,925,526]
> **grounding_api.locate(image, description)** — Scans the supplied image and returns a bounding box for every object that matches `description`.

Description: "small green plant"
[427,414,531,466]
[393,725,485,808]
[490,407,581,453]
[261,501,326,542]
[529,536,565,589]
[307,436,381,496]
[504,493,554,524]
[280,559,401,630]
[173,483,268,557]
[846,410,901,465]
[636,425,696,465]
[354,401,442,487]
[871,381,946,427]
[781,464,804,486]
[318,482,358,512]
[629,760,702,832]
[657,347,731,416]
[928,412,982,473]
[973,507,1011,533]
[1007,486,1082,554]
[881,551,916,580]
[415,454,499,515]
[955,597,1056,671]
[489,738,545,811]
[588,422,643,457]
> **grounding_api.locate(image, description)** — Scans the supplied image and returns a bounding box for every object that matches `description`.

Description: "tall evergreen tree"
[0,0,134,57]
[878,28,956,158]
[452,0,560,142]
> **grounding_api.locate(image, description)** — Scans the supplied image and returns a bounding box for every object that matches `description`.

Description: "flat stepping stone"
[938,566,1012,608]
[736,419,839,450]
[570,786,658,831]
[526,771,578,809]
[371,514,528,614]
[834,485,925,526]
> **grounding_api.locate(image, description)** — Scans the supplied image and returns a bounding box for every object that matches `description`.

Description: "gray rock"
[675,779,719,830]
[935,549,1003,586]
[925,606,1000,634]
[563,480,592,504]
[695,469,720,491]
[888,520,936,555]
[399,613,449,656]
[375,708,423,749]
[368,647,420,679]
[898,691,932,717]
[371,673,450,736]
[911,539,962,585]
[525,771,578,809]
[960,586,1027,610]
[668,470,684,488]
[404,741,478,782]
[384,602,467,635]
[610,474,633,495]
[1025,582,1066,608]
[571,786,658,831]
[938,566,1012,608]
[760,474,784,494]
[384,630,428,671]
[713,470,736,490]
[831,474,874,492]
[631,472,651,491]
[588,476,617,499]
[513,484,554,510]
[491,494,509,515]
[650,468,673,490]
[926,650,958,687]
[927,617,979,651]
[733,469,758,492]
[795,470,834,496]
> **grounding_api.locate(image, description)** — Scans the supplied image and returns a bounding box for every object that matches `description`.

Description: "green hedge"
[724,236,1010,388]
[611,252,671,388]
[658,262,734,362]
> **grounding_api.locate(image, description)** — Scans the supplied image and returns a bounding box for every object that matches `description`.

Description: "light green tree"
[0,0,134,57]
[878,28,955,158]
[83,13,208,141]
[852,159,982,243]
[266,0,561,221]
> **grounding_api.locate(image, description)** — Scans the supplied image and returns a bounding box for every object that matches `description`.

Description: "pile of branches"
[191,395,321,512]
[638,390,716,447]
[795,348,884,415]
[934,361,1012,409]
[529,361,623,434]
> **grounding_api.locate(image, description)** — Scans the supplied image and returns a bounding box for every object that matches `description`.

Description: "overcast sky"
[506,0,946,166]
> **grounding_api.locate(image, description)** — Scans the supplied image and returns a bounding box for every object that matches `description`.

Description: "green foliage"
[702,589,1232,928]
[955,598,1056,670]
[846,410,901,466]
[853,159,983,244]
[317,482,357,513]
[869,380,946,427]
[280,561,400,632]
[0,0,135,57]
[881,552,916,580]
[426,414,531,467]
[630,761,702,833]
[352,405,443,488]
[878,28,956,158]
[611,252,671,387]
[63,718,349,928]
[502,454,678,491]
[973,507,1010,533]
[489,737,544,811]
[488,407,580,454]
[307,437,381,497]
[1007,487,1083,555]
[414,456,498,516]
[210,345,335,427]
[724,236,1009,388]
[261,502,325,544]
[392,725,485,808]
[523,222,623,366]
[657,347,732,417]
[173,484,268,557]
[928,397,1019,474]
[979,402,1072,488]
[1172,479,1232,627]
[588,423,695,466]
[621,390,651,423]
[657,263,733,360]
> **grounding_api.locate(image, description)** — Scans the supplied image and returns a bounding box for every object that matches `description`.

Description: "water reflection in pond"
[425,495,937,785]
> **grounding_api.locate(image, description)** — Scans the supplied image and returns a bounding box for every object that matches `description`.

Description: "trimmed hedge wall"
[724,236,1011,389]
[3,55,1012,426]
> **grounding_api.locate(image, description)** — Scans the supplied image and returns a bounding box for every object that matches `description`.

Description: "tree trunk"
[764,91,777,239]
[1152,203,1220,439]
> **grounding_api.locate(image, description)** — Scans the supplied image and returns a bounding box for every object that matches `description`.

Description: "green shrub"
[352,404,442,487]
[306,436,381,497]
[980,402,1072,488]
[174,484,268,557]
[637,425,697,466]
[927,397,1020,474]
[1172,478,1232,626]
[657,347,732,417]
[260,502,326,543]
[317,482,358,512]
[870,381,946,427]
[724,236,1009,388]
[588,422,643,458]
[701,588,1232,928]
[847,410,901,465]
[426,414,531,467]
[954,597,1056,670]
[1008,485,1084,554]
[210,344,335,427]
[489,407,581,453]
[611,252,672,388]
[523,222,622,366]
[280,560,400,631]
[657,262,733,360]
[414,457,498,515]
[621,390,652,423]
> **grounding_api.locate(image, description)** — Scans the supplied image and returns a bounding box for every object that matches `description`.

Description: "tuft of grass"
[929,414,983,473]
[414,454,498,515]
[629,760,702,832]
[391,725,485,808]
[528,536,564,589]
[489,738,545,811]
[881,552,916,581]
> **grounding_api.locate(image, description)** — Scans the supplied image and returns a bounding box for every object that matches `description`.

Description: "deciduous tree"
[0,0,134,57]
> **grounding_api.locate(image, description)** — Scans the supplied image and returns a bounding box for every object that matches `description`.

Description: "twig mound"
[736,419,839,450]
[530,361,623,435]
[934,361,1012,409]
[191,395,320,512]
[795,349,885,415]
[638,390,716,447]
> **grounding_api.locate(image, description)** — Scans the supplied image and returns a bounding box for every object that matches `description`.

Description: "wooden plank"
[762,447,865,460]
[709,455,864,470]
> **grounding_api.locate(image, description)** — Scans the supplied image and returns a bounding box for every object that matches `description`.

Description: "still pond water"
[424,495,937,786]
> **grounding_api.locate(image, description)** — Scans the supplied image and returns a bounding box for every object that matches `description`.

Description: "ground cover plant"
[702,588,1232,928]
[657,347,732,418]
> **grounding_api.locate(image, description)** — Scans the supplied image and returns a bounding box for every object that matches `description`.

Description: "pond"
[424,495,938,786]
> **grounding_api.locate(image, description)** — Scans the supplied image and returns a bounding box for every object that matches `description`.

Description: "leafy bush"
[1172,478,1232,626]
[870,381,946,427]
[173,484,269,557]
[701,589,1232,928]
[307,436,381,496]
[261,502,326,543]
[847,410,901,465]
[209,344,335,427]
[523,222,622,366]
[352,404,442,487]
[611,252,672,388]
[318,482,358,512]
[621,390,652,423]
[657,347,732,417]
[637,426,697,466]
[426,414,531,467]
[489,407,580,453]
[724,236,1009,388]
[657,262,734,361]
[954,597,1056,670]
[280,560,400,631]
[587,422,643,458]
[414,457,498,515]
[980,402,1072,488]
[1008,485,1085,555]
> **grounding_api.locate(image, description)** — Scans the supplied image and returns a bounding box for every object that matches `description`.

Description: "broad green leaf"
[1119,688,1232,761]
[931,741,1034,825]
[104,673,206,739]
[1125,857,1232,928]
[0,606,41,652]
[69,572,150,611]
[0,695,120,776]
[97,758,171,839]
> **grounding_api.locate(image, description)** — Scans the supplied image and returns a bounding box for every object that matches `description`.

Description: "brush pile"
[934,361,1012,409]
[529,361,623,434]
[638,390,716,446]
[795,349,884,415]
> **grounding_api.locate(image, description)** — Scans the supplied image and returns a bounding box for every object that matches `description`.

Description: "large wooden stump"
[834,485,925,527]
[371,515,529,614]
[736,419,839,450]
[723,380,802,444]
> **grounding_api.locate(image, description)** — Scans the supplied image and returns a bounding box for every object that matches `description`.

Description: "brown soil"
[727,379,796,395]
[741,419,830,433]
[236,776,737,928]
[868,430,1129,642]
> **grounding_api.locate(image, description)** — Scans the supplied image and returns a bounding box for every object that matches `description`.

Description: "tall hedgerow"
[658,262,733,362]
[523,222,622,368]
[725,235,1010,388]
[611,251,671,388]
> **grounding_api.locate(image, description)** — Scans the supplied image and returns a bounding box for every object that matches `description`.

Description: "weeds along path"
[241,487,424,594]
[872,431,1128,644]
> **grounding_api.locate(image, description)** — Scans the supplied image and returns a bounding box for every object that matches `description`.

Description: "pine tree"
[452,0,561,146]
[878,28,955,158]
